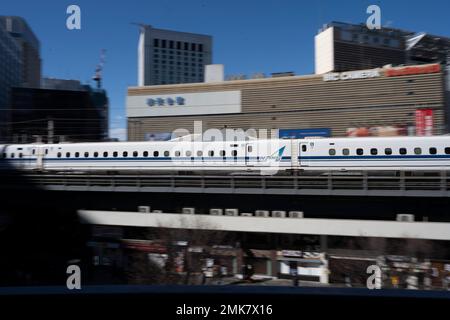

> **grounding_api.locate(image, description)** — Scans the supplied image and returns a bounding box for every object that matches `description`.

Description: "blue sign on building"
[279,128,331,139]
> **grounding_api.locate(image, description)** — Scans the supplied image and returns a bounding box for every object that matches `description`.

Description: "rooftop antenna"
[92,49,106,89]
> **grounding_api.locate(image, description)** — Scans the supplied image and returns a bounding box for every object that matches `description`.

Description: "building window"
[154,39,159,47]
[177,41,181,50]
[184,42,189,50]
[161,39,166,48]
[169,40,174,49]
[198,44,203,52]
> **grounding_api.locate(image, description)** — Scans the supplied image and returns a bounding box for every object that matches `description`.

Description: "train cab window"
[94,152,99,158]
[370,148,378,155]
[153,151,159,157]
[164,151,170,157]
[301,145,307,152]
[356,148,364,155]
[232,150,237,157]
[66,152,71,158]
[208,150,214,157]
[248,145,253,152]
[399,148,407,155]
[133,151,138,157]
[429,147,437,155]
[385,148,392,155]
[103,152,108,157]
[175,151,181,157]
[186,150,192,157]
[143,151,148,157]
[414,148,422,155]
[328,149,336,156]
[75,152,80,158]
[197,150,203,157]
[84,152,89,158]
[57,152,61,158]
[123,151,128,157]
[220,150,226,157]
[445,147,450,155]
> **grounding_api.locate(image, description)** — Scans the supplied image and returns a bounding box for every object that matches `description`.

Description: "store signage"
[385,64,441,77]
[323,69,380,81]
[146,96,185,106]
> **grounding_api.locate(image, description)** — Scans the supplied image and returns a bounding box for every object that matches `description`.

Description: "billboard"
[415,109,433,136]
[144,132,172,141]
[346,125,412,137]
[279,128,331,139]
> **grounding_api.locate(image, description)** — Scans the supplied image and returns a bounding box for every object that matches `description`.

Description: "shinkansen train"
[1,136,450,173]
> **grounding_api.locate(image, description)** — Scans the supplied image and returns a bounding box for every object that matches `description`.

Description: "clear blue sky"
[3,0,450,140]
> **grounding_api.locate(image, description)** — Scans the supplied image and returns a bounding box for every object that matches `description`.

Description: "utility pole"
[47,119,54,144]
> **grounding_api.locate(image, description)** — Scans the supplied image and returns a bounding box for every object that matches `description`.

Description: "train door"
[245,142,257,166]
[299,142,309,167]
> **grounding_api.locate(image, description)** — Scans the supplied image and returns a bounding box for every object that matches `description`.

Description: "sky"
[2,0,450,140]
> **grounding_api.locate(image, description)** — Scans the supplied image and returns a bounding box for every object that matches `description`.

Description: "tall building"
[0,20,22,142]
[0,16,41,87]
[315,21,450,74]
[10,84,108,143]
[137,25,212,86]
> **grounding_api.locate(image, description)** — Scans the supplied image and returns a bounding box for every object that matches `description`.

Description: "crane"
[92,49,106,89]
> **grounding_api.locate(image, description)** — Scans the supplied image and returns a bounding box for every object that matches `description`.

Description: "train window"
[342,148,350,156]
[113,152,118,157]
[66,152,70,158]
[133,151,138,157]
[164,151,169,157]
[153,151,159,157]
[248,145,253,152]
[19,153,23,158]
[208,150,214,157]
[429,147,437,155]
[232,150,237,157]
[329,149,336,156]
[301,145,307,152]
[32,149,35,155]
[370,148,378,155]
[446,147,450,155]
[93,152,99,157]
[220,150,226,157]
[45,149,48,155]
[399,148,407,155]
[143,151,148,157]
[11,153,15,158]
[103,152,108,157]
[356,148,364,155]
[414,148,422,155]
[197,150,203,157]
[75,152,80,158]
[186,150,192,157]
[57,152,61,158]
[84,152,89,158]
[175,151,181,157]
[385,148,392,155]
[123,151,128,157]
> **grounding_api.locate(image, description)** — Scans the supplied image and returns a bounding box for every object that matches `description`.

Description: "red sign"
[416,109,434,136]
[385,64,441,77]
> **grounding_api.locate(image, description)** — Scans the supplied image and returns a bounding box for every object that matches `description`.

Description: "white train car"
[1,135,450,173]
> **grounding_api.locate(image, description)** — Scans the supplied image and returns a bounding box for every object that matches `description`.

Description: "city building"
[0,16,41,87]
[9,83,108,143]
[127,63,446,141]
[315,21,450,74]
[137,24,212,86]
[0,20,22,142]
